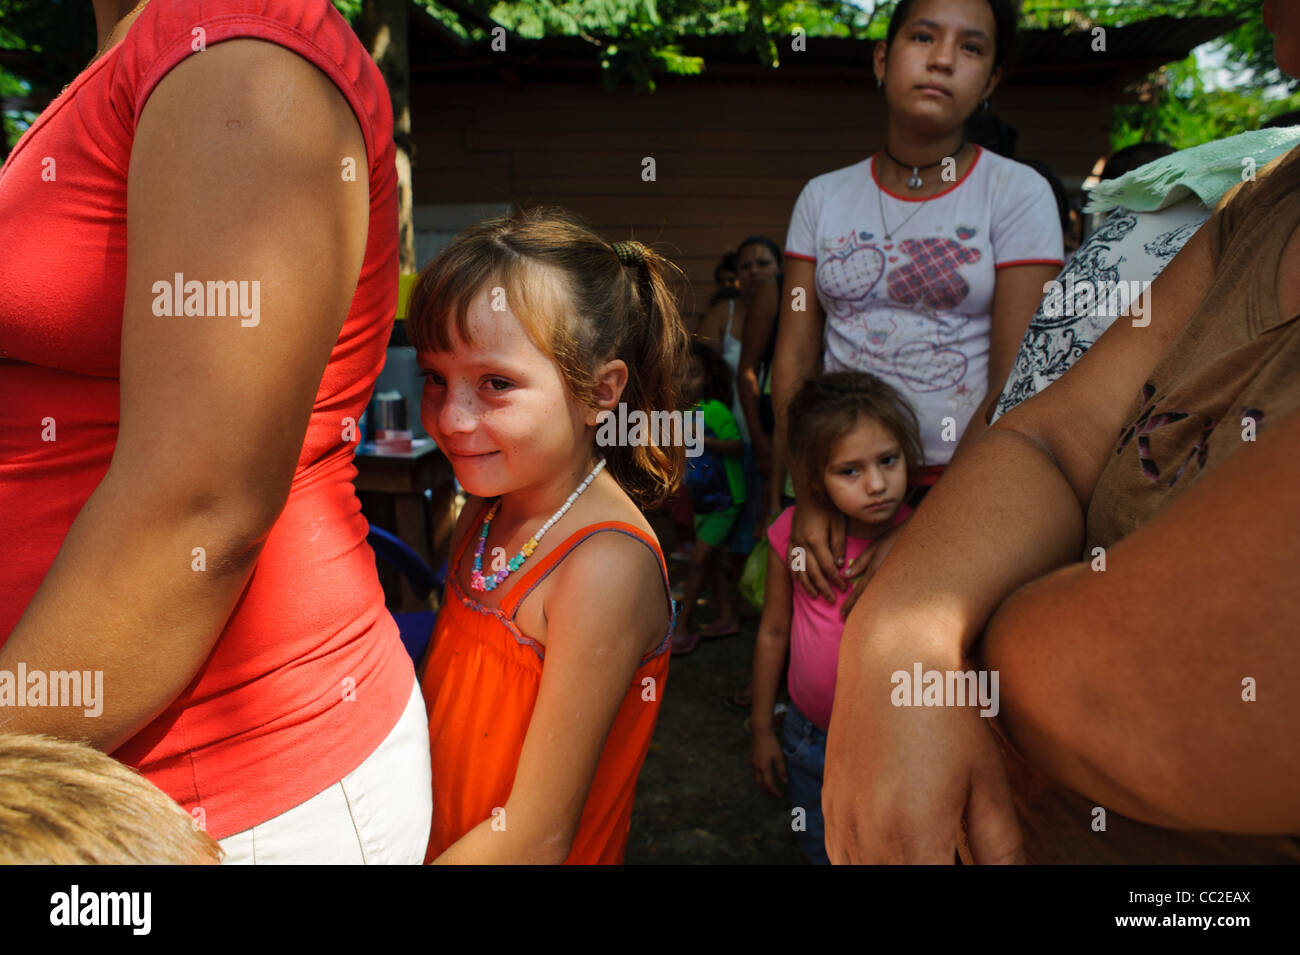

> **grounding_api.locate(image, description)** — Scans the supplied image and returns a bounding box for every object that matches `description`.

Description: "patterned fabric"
[1015,146,1300,865]
[1084,126,1300,214]
[1088,147,1300,552]
[991,197,1211,423]
[887,237,983,310]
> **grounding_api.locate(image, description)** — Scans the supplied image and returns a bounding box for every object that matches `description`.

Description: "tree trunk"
[359,0,415,274]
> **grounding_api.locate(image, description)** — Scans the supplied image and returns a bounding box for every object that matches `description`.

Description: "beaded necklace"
[471,457,607,592]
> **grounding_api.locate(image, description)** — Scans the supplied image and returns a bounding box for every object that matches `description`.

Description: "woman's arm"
[694,298,728,353]
[823,221,1219,862]
[0,40,369,752]
[979,404,1300,833]
[768,260,822,481]
[737,276,780,468]
[772,259,849,601]
[842,222,1210,658]
[838,264,1057,617]
[949,263,1059,464]
[767,413,791,517]
[433,532,665,864]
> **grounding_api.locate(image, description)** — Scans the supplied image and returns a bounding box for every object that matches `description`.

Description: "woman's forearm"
[768,424,792,515]
[737,365,764,445]
[0,471,271,751]
[770,326,819,507]
[843,425,1086,662]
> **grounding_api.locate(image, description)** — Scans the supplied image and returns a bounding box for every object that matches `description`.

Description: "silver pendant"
[907,168,923,189]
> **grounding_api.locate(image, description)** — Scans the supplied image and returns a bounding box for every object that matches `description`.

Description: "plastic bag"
[738,536,769,610]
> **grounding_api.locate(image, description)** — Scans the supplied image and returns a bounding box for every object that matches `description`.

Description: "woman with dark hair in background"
[735,235,787,494]
[719,236,787,709]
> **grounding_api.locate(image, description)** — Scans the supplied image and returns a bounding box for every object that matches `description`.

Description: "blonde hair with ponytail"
[406,207,689,509]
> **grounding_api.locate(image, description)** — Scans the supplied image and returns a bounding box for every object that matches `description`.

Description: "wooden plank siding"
[409,76,1111,316]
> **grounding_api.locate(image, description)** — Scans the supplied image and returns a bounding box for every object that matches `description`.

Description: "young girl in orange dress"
[405,208,689,864]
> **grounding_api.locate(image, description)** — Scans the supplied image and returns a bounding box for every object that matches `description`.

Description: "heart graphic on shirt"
[956,226,976,240]
[887,238,981,310]
[891,340,968,393]
[816,246,886,302]
[889,257,899,262]
[883,244,894,250]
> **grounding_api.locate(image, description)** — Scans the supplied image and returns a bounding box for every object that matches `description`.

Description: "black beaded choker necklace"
[884,140,967,189]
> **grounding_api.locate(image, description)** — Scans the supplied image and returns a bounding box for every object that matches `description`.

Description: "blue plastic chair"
[366,524,445,664]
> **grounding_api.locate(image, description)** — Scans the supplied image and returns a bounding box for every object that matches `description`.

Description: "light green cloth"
[1084,127,1300,214]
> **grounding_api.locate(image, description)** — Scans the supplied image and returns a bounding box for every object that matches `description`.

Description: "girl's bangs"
[408,251,562,359]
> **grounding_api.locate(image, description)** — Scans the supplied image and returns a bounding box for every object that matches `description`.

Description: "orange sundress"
[421,501,673,864]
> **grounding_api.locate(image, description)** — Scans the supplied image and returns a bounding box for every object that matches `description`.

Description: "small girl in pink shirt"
[750,370,923,864]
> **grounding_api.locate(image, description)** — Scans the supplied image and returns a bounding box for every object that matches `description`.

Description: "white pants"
[218,678,432,864]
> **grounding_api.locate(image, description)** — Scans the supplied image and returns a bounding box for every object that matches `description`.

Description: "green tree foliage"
[1017,1,1298,148]
[0,0,96,150]
[1112,57,1300,149]
[2,0,1295,149]
[399,1,884,90]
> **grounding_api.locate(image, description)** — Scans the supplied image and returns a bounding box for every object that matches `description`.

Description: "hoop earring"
[877,77,884,91]
[981,98,990,110]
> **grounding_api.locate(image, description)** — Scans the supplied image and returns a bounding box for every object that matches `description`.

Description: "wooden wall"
[409,75,1111,316]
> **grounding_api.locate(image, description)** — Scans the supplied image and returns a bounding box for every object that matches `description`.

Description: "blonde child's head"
[786,372,924,528]
[406,207,689,509]
[0,733,223,864]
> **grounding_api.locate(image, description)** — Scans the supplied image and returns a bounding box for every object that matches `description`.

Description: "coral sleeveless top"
[0,0,411,839]
[422,501,673,864]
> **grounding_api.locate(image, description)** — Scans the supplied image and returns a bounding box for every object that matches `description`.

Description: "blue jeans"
[781,702,830,865]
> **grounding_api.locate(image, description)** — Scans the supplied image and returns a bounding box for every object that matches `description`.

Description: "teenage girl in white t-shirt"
[771,0,1063,614]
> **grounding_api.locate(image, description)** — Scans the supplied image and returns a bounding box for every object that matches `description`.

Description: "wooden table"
[353,439,456,612]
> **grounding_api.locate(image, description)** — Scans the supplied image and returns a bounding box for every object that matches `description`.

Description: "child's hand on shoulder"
[840,516,912,620]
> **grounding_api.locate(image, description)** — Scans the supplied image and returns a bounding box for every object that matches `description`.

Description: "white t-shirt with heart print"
[785,146,1063,468]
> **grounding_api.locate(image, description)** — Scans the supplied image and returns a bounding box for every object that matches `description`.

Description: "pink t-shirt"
[767,503,913,731]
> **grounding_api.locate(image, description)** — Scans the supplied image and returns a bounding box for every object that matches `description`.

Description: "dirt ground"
[625,513,807,865]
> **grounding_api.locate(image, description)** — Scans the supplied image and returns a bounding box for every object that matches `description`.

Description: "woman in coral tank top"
[0,0,429,862]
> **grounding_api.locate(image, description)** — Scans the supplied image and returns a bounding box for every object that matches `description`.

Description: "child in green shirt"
[674,345,746,655]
